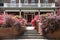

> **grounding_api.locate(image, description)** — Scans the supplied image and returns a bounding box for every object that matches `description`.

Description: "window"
[0,0,4,6]
[31,0,35,3]
[44,0,48,3]
[10,0,16,7]
[0,3,3,6]
[55,0,57,2]
[10,0,16,3]
[24,0,28,3]
[0,0,4,3]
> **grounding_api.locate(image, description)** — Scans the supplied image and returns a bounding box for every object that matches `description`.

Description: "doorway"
[24,12,35,23]
[27,15,32,22]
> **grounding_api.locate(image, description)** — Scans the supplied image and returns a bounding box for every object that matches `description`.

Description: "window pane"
[55,0,57,2]
[0,0,4,3]
[44,0,48,3]
[11,0,16,3]
[0,3,3,6]
[31,0,35,3]
[24,0,28,3]
[11,0,16,1]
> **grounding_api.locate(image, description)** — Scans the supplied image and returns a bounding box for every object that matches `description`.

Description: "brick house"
[0,0,56,22]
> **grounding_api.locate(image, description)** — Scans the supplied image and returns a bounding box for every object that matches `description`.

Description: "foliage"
[0,14,22,28]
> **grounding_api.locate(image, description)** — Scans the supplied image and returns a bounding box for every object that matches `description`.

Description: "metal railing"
[40,3,55,8]
[4,3,55,8]
[4,3,19,7]
[21,3,38,8]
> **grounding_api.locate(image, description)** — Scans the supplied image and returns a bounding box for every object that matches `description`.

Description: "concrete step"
[3,39,48,40]
[17,36,46,39]
[26,23,32,26]
[14,30,48,39]
[24,34,40,36]
[26,27,35,30]
[16,30,47,39]
[24,30,38,34]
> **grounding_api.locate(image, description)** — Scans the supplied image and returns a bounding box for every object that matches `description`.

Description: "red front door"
[27,15,32,22]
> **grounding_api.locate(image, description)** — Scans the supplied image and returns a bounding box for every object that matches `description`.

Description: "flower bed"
[0,14,26,38]
[45,16,60,38]
[35,15,60,38]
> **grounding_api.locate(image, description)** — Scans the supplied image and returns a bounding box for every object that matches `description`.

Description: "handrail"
[4,3,55,8]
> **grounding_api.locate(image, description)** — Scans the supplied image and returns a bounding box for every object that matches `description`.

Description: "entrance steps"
[17,30,47,39]
[17,26,48,39]
[26,23,31,26]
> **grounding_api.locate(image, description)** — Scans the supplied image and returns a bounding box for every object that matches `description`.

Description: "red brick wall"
[21,0,23,3]
[48,0,54,3]
[35,0,38,3]
[16,0,19,3]
[4,0,10,3]
[4,0,54,3]
[4,0,19,3]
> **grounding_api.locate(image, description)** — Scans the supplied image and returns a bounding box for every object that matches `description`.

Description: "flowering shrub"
[0,15,5,25]
[0,14,26,38]
[0,14,23,28]
[41,16,60,35]
[14,15,27,26]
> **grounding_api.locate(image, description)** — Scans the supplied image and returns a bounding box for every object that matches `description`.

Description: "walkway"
[16,26,47,39]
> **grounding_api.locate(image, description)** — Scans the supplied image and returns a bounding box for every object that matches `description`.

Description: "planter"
[0,26,25,38]
[46,29,60,38]
[36,16,60,38]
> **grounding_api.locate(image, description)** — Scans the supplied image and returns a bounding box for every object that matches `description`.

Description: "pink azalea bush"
[0,14,23,28]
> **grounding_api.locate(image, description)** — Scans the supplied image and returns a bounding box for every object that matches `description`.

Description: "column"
[19,0,21,7]
[4,10,6,24]
[32,14,33,19]
[24,13,25,19]
[54,9,56,16]
[38,0,40,7]
[38,10,40,19]
[4,11,5,15]
[19,10,21,17]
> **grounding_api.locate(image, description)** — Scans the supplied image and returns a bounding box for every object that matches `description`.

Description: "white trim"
[10,0,16,3]
[4,11,5,15]
[40,10,54,12]
[19,0,21,7]
[19,10,21,16]
[38,0,40,7]
[5,10,20,12]
[21,10,39,12]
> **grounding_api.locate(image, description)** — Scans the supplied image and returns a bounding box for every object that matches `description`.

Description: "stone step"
[16,29,47,39]
[24,30,38,34]
[17,36,46,39]
[26,27,35,30]
[26,23,32,26]
[23,34,40,36]
[3,39,48,40]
